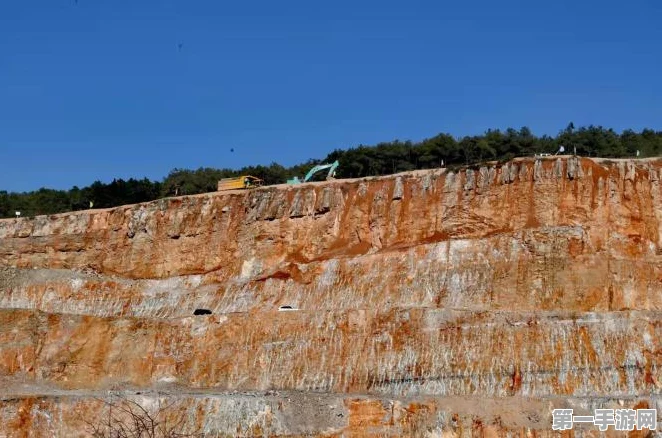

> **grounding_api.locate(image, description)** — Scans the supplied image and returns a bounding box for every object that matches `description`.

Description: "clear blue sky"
[1,0,661,192]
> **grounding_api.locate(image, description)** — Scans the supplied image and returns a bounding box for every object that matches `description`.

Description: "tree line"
[2,124,662,218]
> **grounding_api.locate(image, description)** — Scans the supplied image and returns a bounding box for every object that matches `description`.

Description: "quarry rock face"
[0,156,661,437]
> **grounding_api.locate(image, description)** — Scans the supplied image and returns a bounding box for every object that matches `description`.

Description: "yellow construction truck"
[217,175,263,191]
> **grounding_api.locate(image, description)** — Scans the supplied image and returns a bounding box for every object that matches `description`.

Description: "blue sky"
[1,0,661,192]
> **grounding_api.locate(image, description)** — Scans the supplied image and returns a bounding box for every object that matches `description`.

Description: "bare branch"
[85,394,200,438]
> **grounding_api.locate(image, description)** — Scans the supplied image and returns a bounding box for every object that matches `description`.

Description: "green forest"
[2,124,662,218]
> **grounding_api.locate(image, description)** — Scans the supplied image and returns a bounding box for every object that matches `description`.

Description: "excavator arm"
[326,160,339,179]
[303,160,339,182]
[287,160,340,184]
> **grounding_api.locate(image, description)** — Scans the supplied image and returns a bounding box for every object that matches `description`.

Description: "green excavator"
[287,160,339,185]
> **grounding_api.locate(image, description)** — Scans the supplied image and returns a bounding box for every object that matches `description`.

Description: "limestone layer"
[0,156,661,436]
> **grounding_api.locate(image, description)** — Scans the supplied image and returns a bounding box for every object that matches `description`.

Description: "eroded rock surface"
[0,156,661,436]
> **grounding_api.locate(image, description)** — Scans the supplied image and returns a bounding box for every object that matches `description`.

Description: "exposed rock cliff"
[0,156,660,436]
